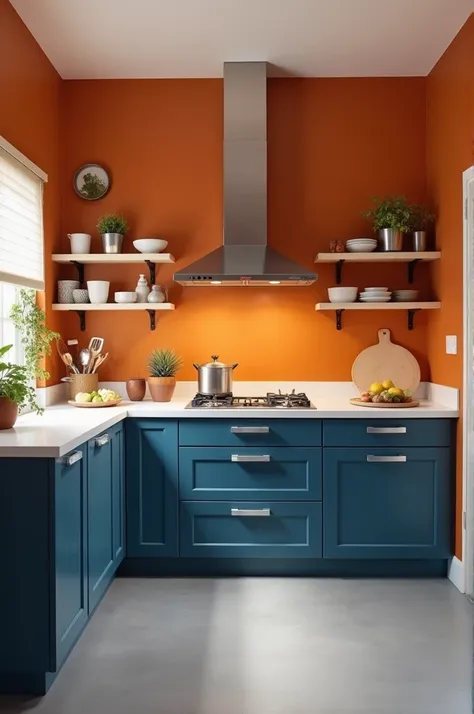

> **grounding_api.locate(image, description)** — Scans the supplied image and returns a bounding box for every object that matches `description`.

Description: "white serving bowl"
[360,295,392,303]
[87,280,110,304]
[346,238,377,243]
[393,290,419,302]
[346,244,377,253]
[328,286,358,303]
[360,291,391,298]
[115,291,137,304]
[133,238,168,254]
[364,287,389,292]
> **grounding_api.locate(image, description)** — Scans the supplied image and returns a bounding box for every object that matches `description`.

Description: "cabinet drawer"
[323,419,452,447]
[179,419,321,447]
[179,447,321,501]
[180,501,322,558]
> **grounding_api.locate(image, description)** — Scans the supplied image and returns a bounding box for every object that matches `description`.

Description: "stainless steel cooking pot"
[193,355,238,395]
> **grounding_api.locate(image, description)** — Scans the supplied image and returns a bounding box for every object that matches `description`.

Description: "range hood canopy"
[174,62,317,287]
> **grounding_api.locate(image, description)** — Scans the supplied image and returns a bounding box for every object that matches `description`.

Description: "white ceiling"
[9,0,474,79]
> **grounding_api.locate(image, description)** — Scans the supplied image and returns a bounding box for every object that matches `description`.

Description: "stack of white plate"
[346,238,377,253]
[359,287,392,303]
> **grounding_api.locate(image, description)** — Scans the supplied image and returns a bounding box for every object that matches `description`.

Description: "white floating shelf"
[315,302,441,331]
[314,251,440,263]
[52,303,175,311]
[52,253,175,264]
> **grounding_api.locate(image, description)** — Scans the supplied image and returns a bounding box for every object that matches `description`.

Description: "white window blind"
[0,137,47,292]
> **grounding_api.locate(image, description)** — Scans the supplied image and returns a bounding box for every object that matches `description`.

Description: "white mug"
[68,233,91,254]
[87,281,110,304]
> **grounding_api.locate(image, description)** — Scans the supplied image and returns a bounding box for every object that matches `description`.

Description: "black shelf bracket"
[336,309,344,330]
[146,310,156,331]
[335,260,345,285]
[75,310,86,332]
[71,261,85,285]
[145,260,156,284]
[408,258,421,284]
[407,309,420,330]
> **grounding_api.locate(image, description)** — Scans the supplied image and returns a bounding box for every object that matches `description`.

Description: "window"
[0,283,24,365]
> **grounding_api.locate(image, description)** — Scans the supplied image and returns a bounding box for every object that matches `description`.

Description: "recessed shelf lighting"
[210,280,222,285]
[269,281,281,285]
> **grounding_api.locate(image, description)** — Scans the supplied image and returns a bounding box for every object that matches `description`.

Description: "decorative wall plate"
[74,163,110,201]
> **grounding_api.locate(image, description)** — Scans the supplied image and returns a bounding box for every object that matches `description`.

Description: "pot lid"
[201,355,230,368]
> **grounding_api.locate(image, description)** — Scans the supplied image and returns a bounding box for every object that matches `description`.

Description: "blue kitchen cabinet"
[126,419,179,557]
[323,447,452,559]
[88,422,125,612]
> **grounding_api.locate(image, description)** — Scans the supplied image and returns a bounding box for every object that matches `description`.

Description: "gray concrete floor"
[0,577,472,714]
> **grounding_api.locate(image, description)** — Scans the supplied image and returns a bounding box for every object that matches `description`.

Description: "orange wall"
[60,77,429,382]
[426,13,474,559]
[0,0,62,383]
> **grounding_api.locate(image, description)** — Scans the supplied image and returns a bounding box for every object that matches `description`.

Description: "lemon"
[369,382,384,395]
[382,379,394,389]
[388,387,404,397]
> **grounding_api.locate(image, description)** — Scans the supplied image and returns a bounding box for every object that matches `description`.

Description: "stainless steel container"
[101,232,123,254]
[412,230,427,252]
[193,355,238,395]
[378,228,403,252]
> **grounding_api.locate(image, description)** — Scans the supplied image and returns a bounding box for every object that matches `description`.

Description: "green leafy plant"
[80,173,107,199]
[10,289,60,382]
[148,349,183,377]
[96,214,129,235]
[407,204,435,232]
[362,196,412,232]
[0,345,42,414]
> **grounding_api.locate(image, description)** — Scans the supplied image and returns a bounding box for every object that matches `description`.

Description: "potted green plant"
[407,204,435,252]
[362,196,411,251]
[96,213,129,254]
[0,345,42,429]
[147,349,182,402]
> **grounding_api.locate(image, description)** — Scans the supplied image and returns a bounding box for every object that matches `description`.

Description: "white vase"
[147,285,167,303]
[87,280,110,304]
[135,274,150,303]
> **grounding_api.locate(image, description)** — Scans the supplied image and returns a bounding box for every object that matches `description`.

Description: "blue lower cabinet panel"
[179,447,322,501]
[323,447,452,559]
[179,419,322,447]
[180,501,322,558]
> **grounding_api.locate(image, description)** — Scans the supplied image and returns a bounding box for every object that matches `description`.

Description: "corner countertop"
[0,394,459,458]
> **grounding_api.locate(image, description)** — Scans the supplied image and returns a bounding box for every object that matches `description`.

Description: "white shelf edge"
[315,302,441,311]
[314,251,441,263]
[52,303,175,311]
[52,253,175,264]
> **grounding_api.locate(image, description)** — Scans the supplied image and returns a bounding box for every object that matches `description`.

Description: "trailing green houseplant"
[10,289,59,382]
[147,349,182,402]
[0,345,42,428]
[96,214,129,235]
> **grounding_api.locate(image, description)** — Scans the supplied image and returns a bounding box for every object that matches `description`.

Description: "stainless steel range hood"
[174,62,317,287]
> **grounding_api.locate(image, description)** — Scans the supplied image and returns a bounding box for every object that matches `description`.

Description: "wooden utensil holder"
[69,373,98,400]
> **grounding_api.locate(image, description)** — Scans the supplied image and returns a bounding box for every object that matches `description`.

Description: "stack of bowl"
[359,287,392,303]
[345,238,377,253]
[393,289,419,302]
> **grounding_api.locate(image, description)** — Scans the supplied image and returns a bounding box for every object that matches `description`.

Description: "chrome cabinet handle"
[95,434,110,447]
[231,508,271,517]
[230,426,270,434]
[366,426,407,434]
[63,451,82,466]
[366,455,407,463]
[231,454,270,463]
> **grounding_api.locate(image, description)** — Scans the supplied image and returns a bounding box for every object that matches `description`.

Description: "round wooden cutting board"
[351,328,421,394]
[350,398,420,409]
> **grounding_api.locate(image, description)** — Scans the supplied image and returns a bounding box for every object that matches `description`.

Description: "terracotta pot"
[148,376,176,402]
[126,378,146,401]
[0,397,18,430]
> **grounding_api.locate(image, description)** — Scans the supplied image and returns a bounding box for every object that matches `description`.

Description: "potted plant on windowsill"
[0,345,42,429]
[97,213,129,254]
[407,204,435,252]
[147,349,183,402]
[362,196,411,251]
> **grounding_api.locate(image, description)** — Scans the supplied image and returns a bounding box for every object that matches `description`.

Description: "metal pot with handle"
[193,355,238,395]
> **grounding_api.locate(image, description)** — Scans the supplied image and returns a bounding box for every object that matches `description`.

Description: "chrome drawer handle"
[230,426,270,434]
[64,451,82,466]
[367,455,407,463]
[231,454,270,463]
[366,426,407,434]
[95,434,110,447]
[231,508,271,517]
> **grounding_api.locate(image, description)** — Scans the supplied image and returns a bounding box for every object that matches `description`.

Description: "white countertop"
[0,395,459,458]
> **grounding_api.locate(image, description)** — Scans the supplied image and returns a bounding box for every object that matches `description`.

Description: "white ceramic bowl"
[393,290,419,302]
[87,280,110,304]
[360,291,391,298]
[360,295,392,302]
[364,287,389,292]
[328,286,358,303]
[133,238,168,254]
[115,291,137,304]
[346,238,377,243]
[346,244,377,253]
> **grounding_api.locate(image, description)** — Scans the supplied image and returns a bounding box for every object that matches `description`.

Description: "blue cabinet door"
[54,446,88,668]
[323,447,452,559]
[126,419,179,557]
[111,422,125,568]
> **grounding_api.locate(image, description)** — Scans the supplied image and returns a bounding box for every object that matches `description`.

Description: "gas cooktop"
[187,391,315,409]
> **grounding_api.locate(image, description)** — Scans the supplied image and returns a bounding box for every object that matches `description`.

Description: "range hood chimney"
[174,62,317,286]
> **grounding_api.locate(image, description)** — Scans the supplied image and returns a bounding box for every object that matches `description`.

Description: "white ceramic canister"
[147,285,168,303]
[87,280,110,304]
[135,274,150,303]
[68,233,91,254]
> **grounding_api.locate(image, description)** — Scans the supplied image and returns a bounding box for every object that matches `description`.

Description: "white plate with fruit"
[69,389,123,407]
[350,380,419,408]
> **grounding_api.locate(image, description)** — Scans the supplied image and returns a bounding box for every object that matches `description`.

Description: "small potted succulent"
[96,213,129,254]
[407,204,435,251]
[362,196,411,251]
[147,349,183,402]
[0,345,42,429]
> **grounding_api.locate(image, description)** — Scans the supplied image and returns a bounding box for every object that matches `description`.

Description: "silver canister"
[193,355,238,395]
[101,232,123,254]
[412,230,427,252]
[378,228,403,251]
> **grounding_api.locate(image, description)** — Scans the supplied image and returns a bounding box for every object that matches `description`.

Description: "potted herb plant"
[0,345,41,429]
[362,196,411,251]
[407,204,435,252]
[147,349,182,402]
[96,213,129,254]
